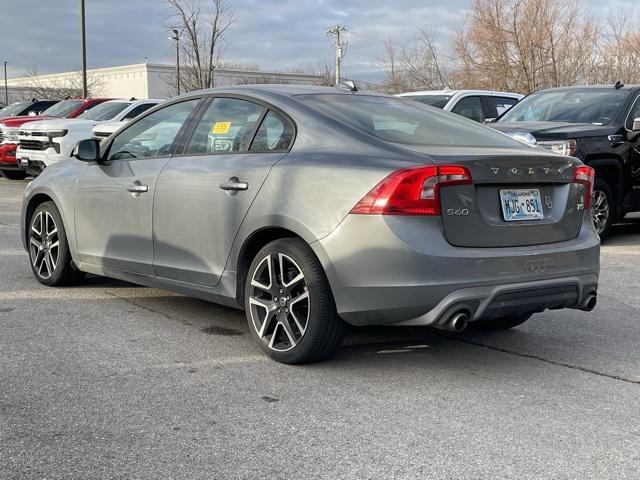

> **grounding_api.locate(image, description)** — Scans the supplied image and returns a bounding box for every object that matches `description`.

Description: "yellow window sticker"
[212,121,231,134]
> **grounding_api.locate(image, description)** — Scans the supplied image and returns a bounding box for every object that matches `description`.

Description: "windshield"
[78,101,130,121]
[41,99,85,118]
[499,89,628,125]
[0,101,30,116]
[402,95,452,109]
[298,94,522,148]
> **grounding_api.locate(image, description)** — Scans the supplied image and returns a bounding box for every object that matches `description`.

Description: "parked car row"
[20,84,600,364]
[0,97,160,179]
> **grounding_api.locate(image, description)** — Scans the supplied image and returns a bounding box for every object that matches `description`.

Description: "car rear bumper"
[313,214,600,326]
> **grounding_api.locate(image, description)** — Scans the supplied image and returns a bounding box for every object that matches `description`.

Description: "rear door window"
[489,96,519,118]
[185,98,265,154]
[450,96,485,122]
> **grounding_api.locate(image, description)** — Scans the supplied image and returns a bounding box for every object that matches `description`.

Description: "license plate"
[500,189,544,221]
[20,157,29,167]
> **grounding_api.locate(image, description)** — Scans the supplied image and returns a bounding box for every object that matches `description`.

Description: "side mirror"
[633,118,640,131]
[28,111,36,117]
[72,139,101,162]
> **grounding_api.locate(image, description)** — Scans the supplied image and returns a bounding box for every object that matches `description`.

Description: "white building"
[5,63,324,100]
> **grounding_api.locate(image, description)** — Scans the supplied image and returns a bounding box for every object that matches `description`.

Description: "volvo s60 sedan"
[21,85,600,364]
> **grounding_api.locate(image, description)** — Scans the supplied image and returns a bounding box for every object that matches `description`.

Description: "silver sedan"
[20,85,600,364]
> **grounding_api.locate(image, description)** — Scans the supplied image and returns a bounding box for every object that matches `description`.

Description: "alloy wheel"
[248,253,310,352]
[29,211,59,280]
[592,189,609,235]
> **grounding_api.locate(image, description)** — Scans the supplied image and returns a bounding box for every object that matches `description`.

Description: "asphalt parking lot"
[1,176,639,479]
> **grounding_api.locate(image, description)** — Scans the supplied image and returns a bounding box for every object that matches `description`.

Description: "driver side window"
[108,99,199,161]
[627,97,640,130]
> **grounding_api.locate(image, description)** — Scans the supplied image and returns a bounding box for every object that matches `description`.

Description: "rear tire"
[472,313,533,331]
[592,178,614,241]
[27,202,85,286]
[244,238,345,364]
[2,170,27,180]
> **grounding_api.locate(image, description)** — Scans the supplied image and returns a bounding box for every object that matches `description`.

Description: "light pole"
[80,0,88,97]
[3,62,8,105]
[171,29,180,95]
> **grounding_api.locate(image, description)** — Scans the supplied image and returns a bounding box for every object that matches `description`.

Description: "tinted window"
[402,95,452,109]
[298,94,522,148]
[250,111,294,151]
[451,96,485,122]
[42,99,85,117]
[122,103,157,120]
[490,96,518,116]
[78,102,130,121]
[499,90,628,125]
[108,99,199,160]
[0,101,31,116]
[185,98,264,154]
[626,97,640,130]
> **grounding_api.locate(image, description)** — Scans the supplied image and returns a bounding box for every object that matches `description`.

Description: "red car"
[0,98,112,180]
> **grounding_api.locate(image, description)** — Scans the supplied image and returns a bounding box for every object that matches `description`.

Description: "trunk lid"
[402,146,585,247]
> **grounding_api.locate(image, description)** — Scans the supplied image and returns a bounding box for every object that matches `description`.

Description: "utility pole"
[3,62,8,106]
[326,25,347,86]
[171,29,180,95]
[80,0,88,98]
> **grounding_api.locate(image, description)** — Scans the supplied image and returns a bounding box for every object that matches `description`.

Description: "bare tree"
[378,31,453,93]
[165,0,235,93]
[451,0,600,93]
[23,67,104,98]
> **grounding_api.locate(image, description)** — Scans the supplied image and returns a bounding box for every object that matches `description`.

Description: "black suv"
[0,99,59,118]
[491,84,640,239]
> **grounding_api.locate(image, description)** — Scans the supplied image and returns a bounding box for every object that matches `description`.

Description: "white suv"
[396,89,523,123]
[16,98,160,174]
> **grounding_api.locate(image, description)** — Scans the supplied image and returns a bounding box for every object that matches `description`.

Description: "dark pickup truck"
[491,84,640,239]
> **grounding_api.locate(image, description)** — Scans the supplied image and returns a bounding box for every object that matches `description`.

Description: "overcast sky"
[1,0,634,83]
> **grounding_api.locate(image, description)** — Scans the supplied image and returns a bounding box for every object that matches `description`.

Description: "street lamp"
[3,61,8,106]
[80,0,88,98]
[170,29,180,95]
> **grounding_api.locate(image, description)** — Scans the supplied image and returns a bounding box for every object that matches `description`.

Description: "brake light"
[573,165,595,209]
[350,164,472,216]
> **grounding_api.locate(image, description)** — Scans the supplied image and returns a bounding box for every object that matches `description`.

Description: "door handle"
[126,184,148,193]
[219,179,249,192]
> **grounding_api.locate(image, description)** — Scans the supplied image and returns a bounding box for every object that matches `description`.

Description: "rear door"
[152,96,294,286]
[436,151,584,247]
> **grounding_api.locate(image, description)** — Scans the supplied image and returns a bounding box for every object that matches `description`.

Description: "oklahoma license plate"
[500,189,544,221]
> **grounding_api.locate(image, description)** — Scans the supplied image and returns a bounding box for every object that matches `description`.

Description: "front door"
[74,99,201,275]
[152,97,295,286]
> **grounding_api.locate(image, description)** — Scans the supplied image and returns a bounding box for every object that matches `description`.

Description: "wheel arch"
[22,192,59,250]
[584,158,624,219]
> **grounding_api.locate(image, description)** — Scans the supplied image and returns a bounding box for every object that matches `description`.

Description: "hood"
[491,121,617,140]
[0,115,56,128]
[20,118,95,132]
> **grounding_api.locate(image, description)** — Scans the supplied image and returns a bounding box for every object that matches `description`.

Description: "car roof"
[179,84,389,101]
[396,89,523,98]
[531,84,640,93]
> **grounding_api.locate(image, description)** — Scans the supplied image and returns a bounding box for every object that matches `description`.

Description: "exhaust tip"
[450,312,469,332]
[583,294,597,312]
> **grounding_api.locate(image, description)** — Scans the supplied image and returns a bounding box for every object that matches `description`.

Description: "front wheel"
[28,202,85,286]
[244,238,345,364]
[592,178,614,240]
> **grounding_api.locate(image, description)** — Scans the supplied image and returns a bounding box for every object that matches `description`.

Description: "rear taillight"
[350,164,472,216]
[573,165,595,209]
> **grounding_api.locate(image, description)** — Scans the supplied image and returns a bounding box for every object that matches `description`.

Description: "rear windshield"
[0,101,30,116]
[298,94,521,148]
[401,95,452,109]
[42,99,85,118]
[78,101,130,121]
[499,89,628,125]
